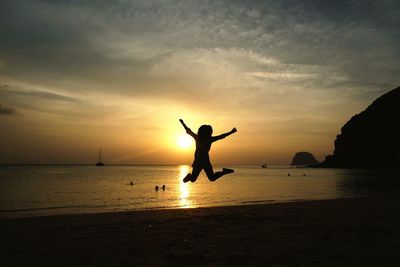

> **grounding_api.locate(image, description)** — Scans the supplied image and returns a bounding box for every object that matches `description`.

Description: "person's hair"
[198,125,213,139]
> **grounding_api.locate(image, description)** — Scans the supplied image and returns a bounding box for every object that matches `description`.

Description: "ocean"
[0,165,395,218]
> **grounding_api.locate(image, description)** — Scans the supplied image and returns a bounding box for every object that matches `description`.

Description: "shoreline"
[0,195,360,220]
[2,195,400,266]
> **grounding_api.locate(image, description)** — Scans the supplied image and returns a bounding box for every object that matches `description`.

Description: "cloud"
[1,1,397,105]
[0,83,88,118]
[1,0,399,98]
[0,84,81,103]
[0,103,17,115]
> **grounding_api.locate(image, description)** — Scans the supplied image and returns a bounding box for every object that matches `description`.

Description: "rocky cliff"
[320,87,400,168]
[290,152,319,166]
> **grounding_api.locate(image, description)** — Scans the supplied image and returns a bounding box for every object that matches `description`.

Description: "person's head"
[198,125,213,139]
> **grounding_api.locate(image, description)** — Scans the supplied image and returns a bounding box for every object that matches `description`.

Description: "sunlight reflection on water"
[178,165,193,208]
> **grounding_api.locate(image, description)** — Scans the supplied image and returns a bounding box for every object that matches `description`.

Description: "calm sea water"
[0,165,396,218]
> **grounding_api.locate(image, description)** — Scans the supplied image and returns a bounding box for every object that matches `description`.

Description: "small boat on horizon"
[96,148,105,166]
[261,164,267,168]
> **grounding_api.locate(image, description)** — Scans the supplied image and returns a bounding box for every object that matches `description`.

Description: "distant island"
[290,152,319,166]
[320,86,400,168]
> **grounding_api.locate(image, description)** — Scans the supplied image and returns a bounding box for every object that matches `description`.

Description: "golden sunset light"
[1,1,399,266]
[177,134,194,149]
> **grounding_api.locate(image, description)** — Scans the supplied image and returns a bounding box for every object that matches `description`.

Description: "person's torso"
[195,138,212,157]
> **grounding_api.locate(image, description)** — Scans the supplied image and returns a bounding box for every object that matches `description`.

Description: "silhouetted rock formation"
[320,87,400,168]
[290,152,319,166]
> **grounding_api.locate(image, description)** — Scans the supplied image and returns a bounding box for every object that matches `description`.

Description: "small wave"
[0,203,130,213]
[242,200,276,204]
[0,201,162,214]
[0,205,89,213]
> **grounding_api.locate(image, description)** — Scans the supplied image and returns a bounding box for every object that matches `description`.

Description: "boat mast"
[99,148,102,162]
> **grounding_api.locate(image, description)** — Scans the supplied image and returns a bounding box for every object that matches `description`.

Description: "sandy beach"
[2,195,400,266]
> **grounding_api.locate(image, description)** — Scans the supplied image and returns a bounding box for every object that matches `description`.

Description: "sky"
[0,0,399,165]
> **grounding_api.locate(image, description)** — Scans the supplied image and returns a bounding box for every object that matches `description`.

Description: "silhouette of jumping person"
[179,119,237,183]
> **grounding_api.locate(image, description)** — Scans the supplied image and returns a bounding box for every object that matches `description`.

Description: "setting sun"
[177,134,194,149]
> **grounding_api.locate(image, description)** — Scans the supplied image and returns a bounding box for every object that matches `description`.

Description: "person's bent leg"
[187,165,202,183]
[204,164,216,181]
[183,163,202,183]
[205,165,234,182]
[204,164,223,182]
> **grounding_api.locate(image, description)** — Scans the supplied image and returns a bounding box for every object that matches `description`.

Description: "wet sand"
[2,196,400,266]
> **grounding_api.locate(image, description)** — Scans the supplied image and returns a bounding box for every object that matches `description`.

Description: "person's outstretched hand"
[231,127,237,133]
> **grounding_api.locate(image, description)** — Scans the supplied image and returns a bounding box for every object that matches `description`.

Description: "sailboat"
[96,148,105,166]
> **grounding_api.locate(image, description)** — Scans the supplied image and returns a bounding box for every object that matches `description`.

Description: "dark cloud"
[0,84,86,117]
[0,103,17,115]
[0,84,81,103]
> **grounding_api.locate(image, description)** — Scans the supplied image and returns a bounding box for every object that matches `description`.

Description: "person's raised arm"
[212,127,237,142]
[179,119,196,138]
